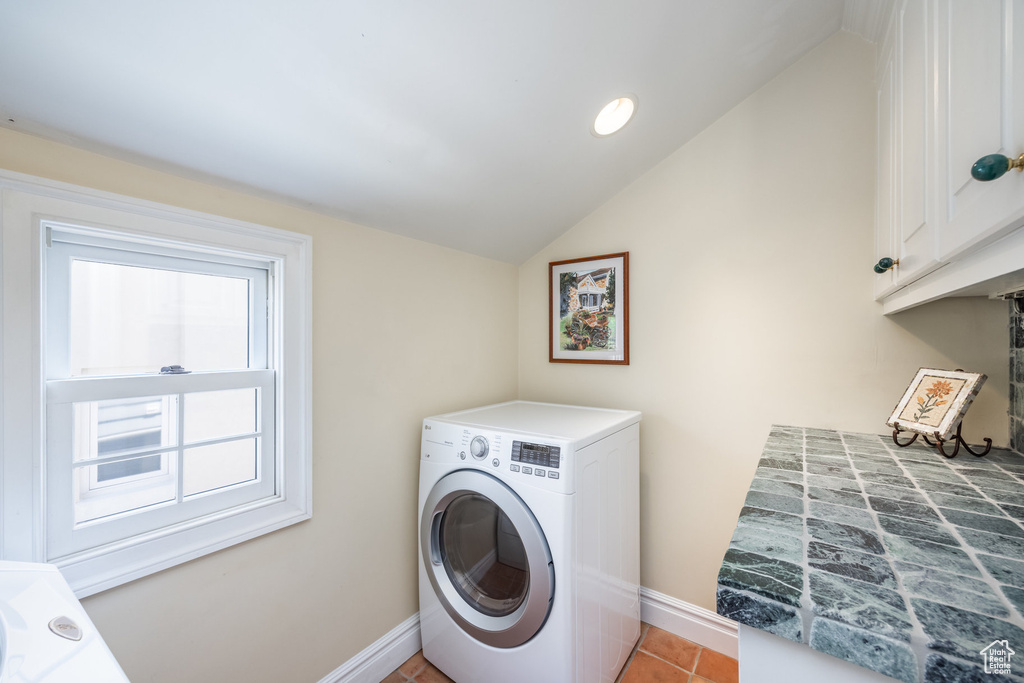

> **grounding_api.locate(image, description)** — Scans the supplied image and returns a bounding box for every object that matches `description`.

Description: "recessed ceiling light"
[592,96,637,137]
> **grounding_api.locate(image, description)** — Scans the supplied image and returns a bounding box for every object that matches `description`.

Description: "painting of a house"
[552,255,626,362]
[575,268,611,311]
[562,268,614,317]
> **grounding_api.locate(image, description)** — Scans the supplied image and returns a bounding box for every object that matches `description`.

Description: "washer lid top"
[429,400,640,449]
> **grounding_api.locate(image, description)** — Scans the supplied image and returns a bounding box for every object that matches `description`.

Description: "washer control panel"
[422,420,572,492]
[511,441,560,469]
[509,441,562,480]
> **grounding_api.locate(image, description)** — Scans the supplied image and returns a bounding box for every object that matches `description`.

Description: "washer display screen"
[511,441,560,469]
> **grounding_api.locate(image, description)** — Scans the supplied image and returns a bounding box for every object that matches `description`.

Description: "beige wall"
[517,32,1010,611]
[0,128,519,682]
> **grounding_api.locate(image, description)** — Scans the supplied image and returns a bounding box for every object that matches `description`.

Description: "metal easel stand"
[892,421,993,459]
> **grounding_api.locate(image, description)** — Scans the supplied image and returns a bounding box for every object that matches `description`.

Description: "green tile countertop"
[717,426,1024,683]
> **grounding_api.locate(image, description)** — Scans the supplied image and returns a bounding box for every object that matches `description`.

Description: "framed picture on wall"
[887,368,987,440]
[549,252,629,364]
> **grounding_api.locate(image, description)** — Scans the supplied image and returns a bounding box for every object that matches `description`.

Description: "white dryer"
[418,401,641,683]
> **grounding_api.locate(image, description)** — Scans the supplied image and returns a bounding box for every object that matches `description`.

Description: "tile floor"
[382,623,739,683]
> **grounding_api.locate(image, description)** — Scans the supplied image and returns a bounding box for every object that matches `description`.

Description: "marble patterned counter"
[717,426,1024,682]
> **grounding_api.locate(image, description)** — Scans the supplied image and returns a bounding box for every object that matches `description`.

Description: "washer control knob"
[470,436,489,460]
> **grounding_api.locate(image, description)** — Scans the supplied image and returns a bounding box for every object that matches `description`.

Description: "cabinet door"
[936,0,1024,259]
[875,32,898,300]
[875,0,939,300]
[895,0,940,285]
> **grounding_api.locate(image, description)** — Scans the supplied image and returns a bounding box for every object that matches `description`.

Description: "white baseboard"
[640,587,738,658]
[323,588,737,682]
[317,613,421,683]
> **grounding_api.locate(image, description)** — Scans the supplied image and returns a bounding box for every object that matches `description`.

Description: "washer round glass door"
[421,470,554,648]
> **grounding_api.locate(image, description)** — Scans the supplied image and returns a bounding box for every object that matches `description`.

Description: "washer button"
[459,451,466,460]
[492,458,499,468]
[548,471,559,479]
[510,464,520,472]
[522,466,533,475]
[535,468,545,477]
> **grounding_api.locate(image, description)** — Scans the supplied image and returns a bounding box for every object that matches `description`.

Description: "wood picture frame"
[887,368,987,440]
[549,252,629,364]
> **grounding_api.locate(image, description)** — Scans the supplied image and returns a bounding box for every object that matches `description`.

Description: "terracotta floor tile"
[639,626,700,672]
[619,651,689,683]
[383,623,738,683]
[399,651,428,677]
[693,648,739,683]
[414,663,455,683]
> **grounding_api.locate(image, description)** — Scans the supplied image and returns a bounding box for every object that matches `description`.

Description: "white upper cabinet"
[875,0,941,301]
[935,0,1024,259]
[876,19,898,299]
[898,0,940,283]
[875,0,1024,311]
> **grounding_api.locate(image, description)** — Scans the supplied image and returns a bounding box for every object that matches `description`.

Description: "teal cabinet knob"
[972,153,1024,181]
[874,257,898,273]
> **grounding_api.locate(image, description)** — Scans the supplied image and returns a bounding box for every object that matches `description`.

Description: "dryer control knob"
[470,436,489,460]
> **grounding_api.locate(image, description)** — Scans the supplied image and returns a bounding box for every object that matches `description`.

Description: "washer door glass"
[421,470,554,649]
[440,493,529,617]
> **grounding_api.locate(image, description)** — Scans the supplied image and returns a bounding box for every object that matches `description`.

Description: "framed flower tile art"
[887,368,987,440]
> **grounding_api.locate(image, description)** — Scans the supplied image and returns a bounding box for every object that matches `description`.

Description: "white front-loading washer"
[418,401,641,683]
[0,561,129,682]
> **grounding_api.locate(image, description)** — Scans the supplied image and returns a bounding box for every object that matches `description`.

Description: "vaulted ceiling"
[0,1,887,263]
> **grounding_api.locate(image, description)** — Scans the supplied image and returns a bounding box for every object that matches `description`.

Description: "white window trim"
[0,169,313,597]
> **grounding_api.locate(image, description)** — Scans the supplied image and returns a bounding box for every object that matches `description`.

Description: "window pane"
[97,454,162,482]
[74,454,176,524]
[183,438,259,497]
[73,396,177,463]
[184,389,258,444]
[69,260,249,376]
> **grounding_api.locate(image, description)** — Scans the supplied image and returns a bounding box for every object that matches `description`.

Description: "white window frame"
[0,169,312,597]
